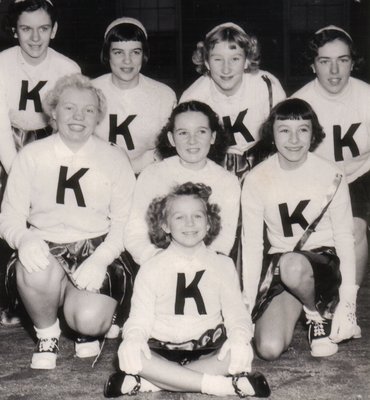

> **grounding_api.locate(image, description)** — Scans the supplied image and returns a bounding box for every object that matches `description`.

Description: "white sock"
[121,375,161,393]
[201,374,255,397]
[303,306,323,322]
[121,374,137,394]
[140,378,161,392]
[201,374,234,396]
[237,376,255,396]
[34,319,61,339]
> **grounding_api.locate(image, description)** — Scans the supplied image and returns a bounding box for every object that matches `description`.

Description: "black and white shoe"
[307,317,338,357]
[232,371,271,398]
[104,371,141,398]
[75,336,100,358]
[30,337,59,369]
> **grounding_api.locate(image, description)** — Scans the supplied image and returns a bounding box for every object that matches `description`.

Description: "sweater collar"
[53,133,96,157]
[168,241,208,261]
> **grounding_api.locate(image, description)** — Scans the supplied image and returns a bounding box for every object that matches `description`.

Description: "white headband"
[104,17,147,39]
[205,22,246,39]
[15,0,54,5]
[315,25,352,42]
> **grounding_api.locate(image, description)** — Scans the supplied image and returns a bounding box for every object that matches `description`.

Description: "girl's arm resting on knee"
[0,151,32,248]
[330,176,356,286]
[72,154,136,290]
[118,266,157,373]
[71,251,109,291]
[18,231,50,273]
[219,257,254,374]
[118,329,151,374]
[329,176,359,342]
[218,336,254,374]
[0,151,50,272]
[330,284,359,343]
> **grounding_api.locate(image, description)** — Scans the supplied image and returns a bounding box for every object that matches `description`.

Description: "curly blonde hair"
[43,73,107,127]
[192,25,260,75]
[146,182,221,249]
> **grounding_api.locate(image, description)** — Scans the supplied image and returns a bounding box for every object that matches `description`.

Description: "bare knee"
[16,259,64,293]
[255,336,285,361]
[280,252,312,289]
[64,295,114,336]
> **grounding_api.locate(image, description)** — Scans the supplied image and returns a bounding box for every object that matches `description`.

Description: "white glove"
[330,285,360,343]
[118,336,151,374]
[72,257,107,292]
[18,232,50,273]
[218,338,254,374]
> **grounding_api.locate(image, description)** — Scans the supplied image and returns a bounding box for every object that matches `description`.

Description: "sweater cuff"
[122,328,148,342]
[227,327,253,344]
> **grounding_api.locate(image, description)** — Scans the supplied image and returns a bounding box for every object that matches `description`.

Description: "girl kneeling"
[241,98,360,360]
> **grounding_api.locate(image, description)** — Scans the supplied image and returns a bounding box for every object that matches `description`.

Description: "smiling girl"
[124,101,240,266]
[0,74,136,369]
[105,182,270,399]
[241,98,360,360]
[0,0,80,169]
[180,22,285,179]
[0,0,80,327]
[93,17,176,174]
[292,25,370,293]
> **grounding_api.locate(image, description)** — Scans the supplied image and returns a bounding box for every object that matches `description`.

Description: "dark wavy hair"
[100,23,149,69]
[3,0,57,35]
[258,98,325,158]
[146,182,221,249]
[156,100,230,165]
[304,28,362,72]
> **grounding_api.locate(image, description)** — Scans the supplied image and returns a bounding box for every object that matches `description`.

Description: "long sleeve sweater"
[0,46,80,172]
[241,153,355,309]
[124,155,241,264]
[293,77,370,183]
[180,70,286,155]
[0,133,136,266]
[93,73,176,173]
[123,243,253,344]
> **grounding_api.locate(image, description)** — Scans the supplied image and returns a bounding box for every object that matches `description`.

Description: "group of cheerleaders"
[0,0,369,398]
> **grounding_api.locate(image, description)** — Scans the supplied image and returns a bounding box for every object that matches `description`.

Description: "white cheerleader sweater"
[123,243,253,344]
[180,70,286,155]
[0,133,136,266]
[93,73,177,173]
[124,155,241,265]
[241,153,355,309]
[0,46,80,172]
[293,77,370,183]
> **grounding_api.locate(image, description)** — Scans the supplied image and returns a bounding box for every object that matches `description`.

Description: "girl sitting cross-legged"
[104,182,270,398]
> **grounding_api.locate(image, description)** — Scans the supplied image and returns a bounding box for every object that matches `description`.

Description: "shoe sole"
[311,345,338,357]
[75,339,100,358]
[75,350,100,358]
[30,362,56,369]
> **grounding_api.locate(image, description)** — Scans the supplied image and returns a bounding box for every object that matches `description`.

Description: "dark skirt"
[252,246,341,322]
[148,324,227,365]
[5,235,138,321]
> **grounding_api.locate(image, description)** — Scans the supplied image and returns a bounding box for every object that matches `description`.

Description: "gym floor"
[0,265,369,400]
